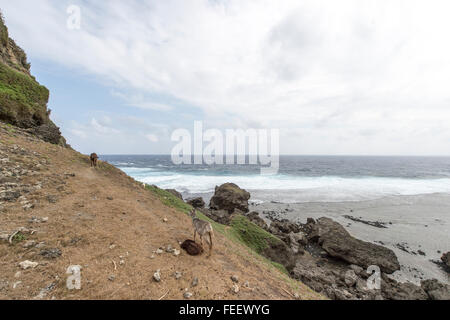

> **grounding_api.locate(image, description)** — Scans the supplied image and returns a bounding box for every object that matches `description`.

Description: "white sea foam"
[119,167,450,203]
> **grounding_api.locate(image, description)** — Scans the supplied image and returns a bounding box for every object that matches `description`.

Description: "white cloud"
[145,134,159,143]
[110,90,174,111]
[90,118,120,135]
[68,128,87,139]
[2,0,450,154]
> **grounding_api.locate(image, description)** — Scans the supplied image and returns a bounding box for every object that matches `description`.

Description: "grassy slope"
[145,185,288,274]
[0,63,49,120]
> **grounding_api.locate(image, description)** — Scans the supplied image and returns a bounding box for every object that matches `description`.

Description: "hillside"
[0,123,322,300]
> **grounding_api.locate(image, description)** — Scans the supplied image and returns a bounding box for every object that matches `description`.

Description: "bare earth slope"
[0,123,322,300]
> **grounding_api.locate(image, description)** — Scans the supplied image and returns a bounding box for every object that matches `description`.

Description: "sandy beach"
[248,192,450,285]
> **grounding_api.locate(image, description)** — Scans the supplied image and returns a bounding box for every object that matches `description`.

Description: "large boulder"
[309,217,400,274]
[262,240,297,273]
[209,183,250,213]
[186,197,205,209]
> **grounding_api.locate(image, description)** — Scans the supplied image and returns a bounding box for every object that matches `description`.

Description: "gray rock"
[381,275,428,300]
[30,122,67,146]
[421,279,450,300]
[269,220,301,235]
[191,277,199,287]
[19,260,38,270]
[344,270,358,287]
[261,239,297,273]
[186,197,205,209]
[287,232,306,254]
[231,284,240,294]
[309,218,400,274]
[350,264,364,275]
[153,270,161,282]
[231,275,239,283]
[40,248,62,259]
[1,190,20,201]
[246,212,268,230]
[184,291,193,299]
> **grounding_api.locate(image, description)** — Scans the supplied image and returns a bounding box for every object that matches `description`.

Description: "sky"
[1,0,450,155]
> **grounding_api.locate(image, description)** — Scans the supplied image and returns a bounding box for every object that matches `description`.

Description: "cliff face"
[0,13,66,146]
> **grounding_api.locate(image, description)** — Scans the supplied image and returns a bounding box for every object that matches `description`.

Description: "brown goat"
[90,153,98,168]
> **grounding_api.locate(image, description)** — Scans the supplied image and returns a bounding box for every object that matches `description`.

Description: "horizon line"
[97,154,450,157]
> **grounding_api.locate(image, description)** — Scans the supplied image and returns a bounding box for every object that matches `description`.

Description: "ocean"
[102,155,450,203]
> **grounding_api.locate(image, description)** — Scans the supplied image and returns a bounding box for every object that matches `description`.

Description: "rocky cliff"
[0,13,66,146]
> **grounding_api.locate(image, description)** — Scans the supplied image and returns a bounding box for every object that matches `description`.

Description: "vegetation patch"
[0,62,49,126]
[145,184,287,273]
[229,215,283,254]
[11,232,26,244]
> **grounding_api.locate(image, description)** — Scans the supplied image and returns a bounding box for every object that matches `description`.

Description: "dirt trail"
[0,124,322,300]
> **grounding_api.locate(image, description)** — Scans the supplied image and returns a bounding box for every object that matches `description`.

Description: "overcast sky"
[1,0,450,155]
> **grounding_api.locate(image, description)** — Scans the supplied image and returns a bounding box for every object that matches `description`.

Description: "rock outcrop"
[262,240,297,273]
[269,219,301,236]
[186,197,205,209]
[255,210,448,300]
[0,13,66,146]
[307,217,400,274]
[209,183,250,213]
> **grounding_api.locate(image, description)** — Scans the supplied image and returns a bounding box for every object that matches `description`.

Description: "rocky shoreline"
[179,183,450,300]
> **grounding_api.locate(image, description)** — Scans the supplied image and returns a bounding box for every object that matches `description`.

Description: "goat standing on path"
[90,153,99,168]
[190,209,213,256]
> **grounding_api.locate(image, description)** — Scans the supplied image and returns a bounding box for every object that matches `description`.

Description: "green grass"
[0,61,49,125]
[11,232,26,244]
[229,215,284,254]
[145,184,287,274]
